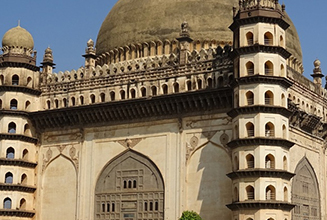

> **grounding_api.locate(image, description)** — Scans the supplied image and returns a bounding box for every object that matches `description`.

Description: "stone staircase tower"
[0,25,40,219]
[226,1,295,219]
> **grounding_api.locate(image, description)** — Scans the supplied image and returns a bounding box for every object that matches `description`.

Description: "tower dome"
[2,25,34,50]
[96,0,302,63]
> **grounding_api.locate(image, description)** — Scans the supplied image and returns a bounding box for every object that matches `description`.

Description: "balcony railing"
[265,98,273,105]
[266,192,276,200]
[247,192,255,200]
[247,39,254,46]
[247,98,254,105]
[265,130,275,137]
[247,130,254,137]
[247,160,254,169]
[247,68,254,76]
[265,69,273,75]
[264,39,273,45]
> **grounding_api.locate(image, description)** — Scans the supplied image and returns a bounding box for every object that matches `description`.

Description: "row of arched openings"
[6,147,29,160]
[0,75,32,87]
[46,77,232,109]
[236,122,287,138]
[0,99,31,110]
[3,198,26,210]
[245,31,283,46]
[235,154,288,170]
[245,61,285,76]
[7,122,31,135]
[245,91,285,106]
[4,172,28,184]
[234,185,288,202]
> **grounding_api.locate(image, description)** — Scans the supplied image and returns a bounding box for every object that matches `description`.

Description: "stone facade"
[0,1,326,220]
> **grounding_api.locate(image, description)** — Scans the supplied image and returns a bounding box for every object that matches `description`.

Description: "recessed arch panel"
[95,150,164,220]
[292,157,320,219]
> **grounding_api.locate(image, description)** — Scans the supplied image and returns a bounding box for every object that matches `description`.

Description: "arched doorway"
[95,150,164,220]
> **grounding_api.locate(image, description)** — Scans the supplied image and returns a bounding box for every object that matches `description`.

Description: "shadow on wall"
[187,138,232,220]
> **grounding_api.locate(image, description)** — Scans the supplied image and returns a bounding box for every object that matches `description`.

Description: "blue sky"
[0,0,325,84]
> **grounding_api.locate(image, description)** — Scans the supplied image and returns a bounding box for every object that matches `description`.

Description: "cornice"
[227,169,295,180]
[232,45,291,60]
[0,134,38,144]
[0,158,37,168]
[227,105,292,119]
[0,183,36,193]
[0,209,35,217]
[231,75,293,89]
[0,85,41,96]
[30,88,233,131]
[226,201,295,211]
[227,138,295,149]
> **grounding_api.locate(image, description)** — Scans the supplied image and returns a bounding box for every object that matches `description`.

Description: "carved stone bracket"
[117,138,143,149]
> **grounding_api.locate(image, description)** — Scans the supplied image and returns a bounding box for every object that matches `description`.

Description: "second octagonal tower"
[227,1,295,219]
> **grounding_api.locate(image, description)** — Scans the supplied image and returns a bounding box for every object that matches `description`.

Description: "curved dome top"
[2,26,34,50]
[96,0,302,62]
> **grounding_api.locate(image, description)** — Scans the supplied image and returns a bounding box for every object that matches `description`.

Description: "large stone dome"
[96,0,302,62]
[2,26,34,50]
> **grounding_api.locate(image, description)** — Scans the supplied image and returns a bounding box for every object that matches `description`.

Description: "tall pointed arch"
[292,157,320,219]
[95,150,164,220]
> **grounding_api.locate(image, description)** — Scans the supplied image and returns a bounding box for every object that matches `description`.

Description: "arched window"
[281,93,286,106]
[112,203,115,212]
[246,218,254,220]
[80,96,84,105]
[10,99,17,110]
[281,64,285,76]
[0,75,4,85]
[5,172,13,184]
[102,203,105,212]
[99,93,105,102]
[133,180,137,188]
[280,35,284,47]
[266,185,276,200]
[8,122,16,134]
[246,185,254,200]
[282,125,287,139]
[141,87,147,97]
[54,99,59,108]
[265,122,275,137]
[6,147,15,159]
[24,124,31,136]
[107,203,110,212]
[128,180,132,188]
[3,198,11,209]
[234,156,239,170]
[155,201,159,211]
[22,149,29,160]
[25,101,31,110]
[246,154,255,169]
[20,199,26,210]
[144,202,148,211]
[130,89,136,98]
[283,156,288,170]
[233,187,239,202]
[63,98,68,107]
[186,81,192,91]
[197,79,202,89]
[246,122,254,137]
[110,91,115,101]
[162,84,168,95]
[246,32,254,46]
[234,125,239,139]
[123,180,127,189]
[151,86,157,96]
[47,100,51,109]
[265,154,275,169]
[265,61,274,75]
[246,62,254,76]
[12,75,19,85]
[149,202,153,211]
[207,78,213,88]
[27,77,32,87]
[21,173,27,185]
[90,94,96,104]
[120,90,126,100]
[264,32,273,45]
[173,83,179,93]
[246,91,254,105]
[0,99,2,109]
[265,91,274,105]
[218,76,224,87]
[284,187,288,202]
[71,97,76,106]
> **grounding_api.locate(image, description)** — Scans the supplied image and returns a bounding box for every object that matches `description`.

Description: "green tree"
[179,211,203,220]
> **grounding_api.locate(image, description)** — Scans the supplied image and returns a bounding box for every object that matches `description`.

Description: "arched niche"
[95,150,164,220]
[186,142,232,219]
[41,156,77,220]
[292,157,320,219]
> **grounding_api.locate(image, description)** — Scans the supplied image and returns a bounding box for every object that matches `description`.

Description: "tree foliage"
[179,211,203,220]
